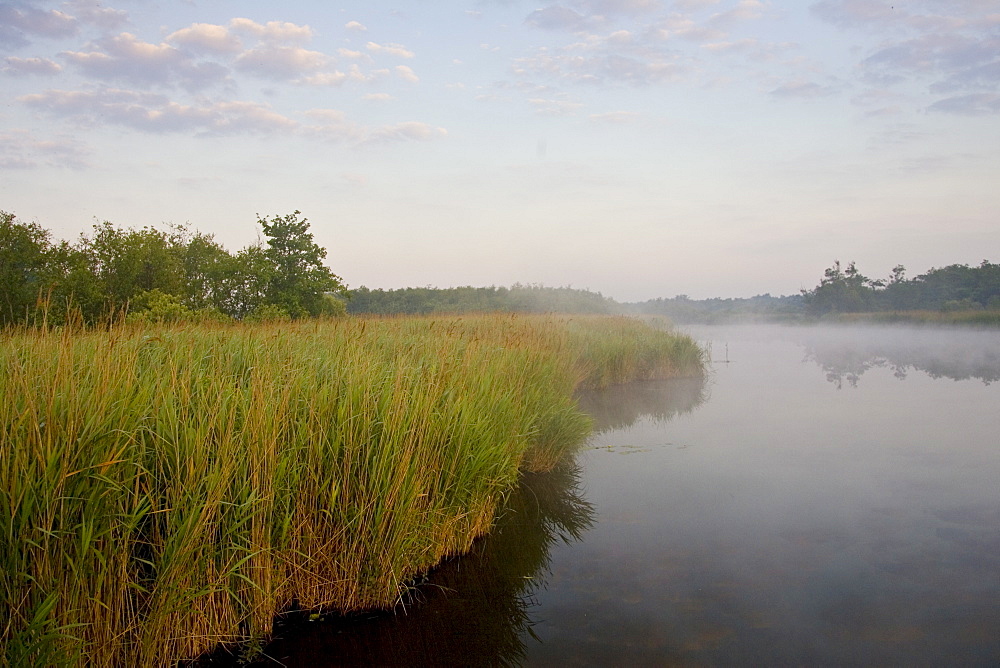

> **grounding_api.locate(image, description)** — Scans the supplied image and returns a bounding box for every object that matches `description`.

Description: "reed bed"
[0,314,703,666]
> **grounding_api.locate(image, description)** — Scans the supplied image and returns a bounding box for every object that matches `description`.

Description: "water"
[241,325,1000,666]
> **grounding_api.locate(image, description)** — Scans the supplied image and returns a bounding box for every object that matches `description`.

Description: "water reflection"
[799,327,1000,387]
[575,376,708,432]
[225,461,593,667]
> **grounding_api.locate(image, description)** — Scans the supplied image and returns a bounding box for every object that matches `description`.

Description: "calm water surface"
[245,325,1000,667]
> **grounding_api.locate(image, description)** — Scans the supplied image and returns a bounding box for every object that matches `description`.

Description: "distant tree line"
[626,293,804,324]
[346,284,618,315]
[0,210,347,327]
[800,260,1000,315]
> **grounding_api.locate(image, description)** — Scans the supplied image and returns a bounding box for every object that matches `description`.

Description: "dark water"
[236,325,1000,667]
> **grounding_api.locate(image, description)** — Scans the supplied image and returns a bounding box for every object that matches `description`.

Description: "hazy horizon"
[3,1,998,302]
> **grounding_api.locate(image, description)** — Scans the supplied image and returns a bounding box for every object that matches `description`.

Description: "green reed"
[1,314,703,666]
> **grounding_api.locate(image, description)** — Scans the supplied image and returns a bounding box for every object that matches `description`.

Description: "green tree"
[0,211,56,326]
[258,211,347,318]
[802,260,877,315]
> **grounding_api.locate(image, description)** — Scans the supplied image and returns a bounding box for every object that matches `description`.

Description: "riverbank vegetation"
[1,314,703,666]
[0,210,346,328]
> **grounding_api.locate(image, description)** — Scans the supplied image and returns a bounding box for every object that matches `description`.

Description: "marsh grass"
[1,314,703,666]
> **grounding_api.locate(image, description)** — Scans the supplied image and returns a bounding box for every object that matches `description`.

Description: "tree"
[802,260,877,314]
[258,211,347,318]
[0,211,56,326]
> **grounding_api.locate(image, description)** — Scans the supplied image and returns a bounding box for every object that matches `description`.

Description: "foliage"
[0,210,347,328]
[259,211,348,318]
[800,259,1000,317]
[347,284,618,316]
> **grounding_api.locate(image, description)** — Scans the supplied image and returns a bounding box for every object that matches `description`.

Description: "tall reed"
[1,315,702,666]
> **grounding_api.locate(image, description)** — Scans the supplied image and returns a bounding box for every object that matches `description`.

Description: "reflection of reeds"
[1,314,700,666]
[233,462,596,668]
[575,377,709,433]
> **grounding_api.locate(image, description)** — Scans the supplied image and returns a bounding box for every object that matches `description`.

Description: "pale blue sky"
[2,0,998,300]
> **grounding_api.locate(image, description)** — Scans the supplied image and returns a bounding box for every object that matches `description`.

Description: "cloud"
[345,21,367,32]
[814,0,1000,116]
[2,56,62,76]
[20,88,297,135]
[365,41,415,58]
[525,6,592,31]
[0,4,77,47]
[229,18,313,45]
[166,23,242,54]
[702,37,793,61]
[707,0,768,28]
[62,0,128,30]
[298,71,348,86]
[577,0,662,16]
[810,0,898,31]
[337,48,368,60]
[528,96,584,115]
[0,129,90,169]
[394,64,419,83]
[513,48,687,85]
[304,109,447,145]
[234,45,328,79]
[927,92,1000,115]
[60,32,229,90]
[672,0,721,9]
[769,80,836,98]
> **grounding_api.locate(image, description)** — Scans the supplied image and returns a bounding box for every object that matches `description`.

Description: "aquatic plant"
[0,315,702,666]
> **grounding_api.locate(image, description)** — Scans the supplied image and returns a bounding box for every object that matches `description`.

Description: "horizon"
[2,1,998,302]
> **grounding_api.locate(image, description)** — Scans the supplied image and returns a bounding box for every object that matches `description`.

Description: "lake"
[241,324,1000,666]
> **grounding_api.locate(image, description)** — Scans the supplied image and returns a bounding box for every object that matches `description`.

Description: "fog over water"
[235,324,1000,667]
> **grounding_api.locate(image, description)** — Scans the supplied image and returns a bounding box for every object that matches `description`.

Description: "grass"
[0,314,704,666]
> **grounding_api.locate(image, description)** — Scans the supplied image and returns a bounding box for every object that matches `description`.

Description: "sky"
[1,0,998,301]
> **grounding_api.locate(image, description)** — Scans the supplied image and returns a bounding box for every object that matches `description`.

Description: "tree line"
[0,210,347,327]
[800,260,1000,315]
[346,284,618,316]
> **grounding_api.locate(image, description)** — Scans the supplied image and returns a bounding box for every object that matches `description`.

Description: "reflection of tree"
[803,331,1000,388]
[574,376,708,432]
[218,462,595,668]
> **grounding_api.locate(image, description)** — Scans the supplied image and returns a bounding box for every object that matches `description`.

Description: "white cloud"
[525,6,592,31]
[0,4,77,47]
[338,48,368,60]
[366,41,416,58]
[927,92,1000,115]
[769,80,836,98]
[166,23,242,54]
[395,65,419,83]
[20,88,297,135]
[707,0,768,28]
[528,96,584,115]
[298,71,349,86]
[60,32,229,90]
[62,0,128,30]
[345,21,367,32]
[235,45,328,79]
[2,56,62,76]
[0,129,90,169]
[229,18,313,45]
[304,109,447,145]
